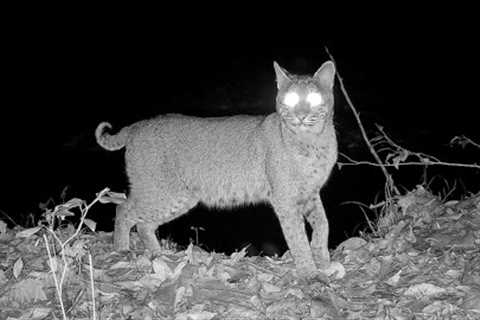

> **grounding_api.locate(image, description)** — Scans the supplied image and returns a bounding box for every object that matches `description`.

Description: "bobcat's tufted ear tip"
[322,60,336,71]
[314,60,336,89]
[273,61,290,89]
[273,61,284,74]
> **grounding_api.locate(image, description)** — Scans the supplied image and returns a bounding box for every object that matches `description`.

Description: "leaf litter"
[0,187,479,319]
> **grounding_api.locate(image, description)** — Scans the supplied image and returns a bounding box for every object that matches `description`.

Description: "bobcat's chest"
[290,138,337,188]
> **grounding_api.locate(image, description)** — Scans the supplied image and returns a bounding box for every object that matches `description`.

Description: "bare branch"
[325,47,398,195]
[450,135,480,149]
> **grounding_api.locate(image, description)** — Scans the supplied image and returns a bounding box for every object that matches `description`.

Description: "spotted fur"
[95,61,337,277]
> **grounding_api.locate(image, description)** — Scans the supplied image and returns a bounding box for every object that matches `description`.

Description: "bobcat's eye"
[306,92,323,107]
[283,92,300,107]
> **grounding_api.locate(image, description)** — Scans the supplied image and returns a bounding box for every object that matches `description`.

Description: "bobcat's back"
[124,114,273,207]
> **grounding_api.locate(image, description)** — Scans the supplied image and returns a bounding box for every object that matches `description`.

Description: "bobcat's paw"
[319,261,345,279]
[312,251,330,269]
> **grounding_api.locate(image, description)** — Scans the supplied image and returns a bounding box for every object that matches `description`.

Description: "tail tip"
[95,122,112,137]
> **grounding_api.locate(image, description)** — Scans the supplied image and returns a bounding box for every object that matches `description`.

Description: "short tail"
[95,122,129,151]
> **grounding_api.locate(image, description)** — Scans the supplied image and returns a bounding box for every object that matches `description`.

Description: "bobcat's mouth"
[286,117,326,134]
[294,116,323,127]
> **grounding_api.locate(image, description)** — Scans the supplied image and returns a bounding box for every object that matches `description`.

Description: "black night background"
[2,17,479,258]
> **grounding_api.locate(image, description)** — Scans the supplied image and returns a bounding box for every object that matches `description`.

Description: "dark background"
[2,14,479,255]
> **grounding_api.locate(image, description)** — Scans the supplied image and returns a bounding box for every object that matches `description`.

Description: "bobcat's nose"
[296,113,308,122]
[295,103,310,122]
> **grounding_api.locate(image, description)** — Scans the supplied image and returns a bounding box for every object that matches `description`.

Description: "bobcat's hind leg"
[136,221,162,253]
[136,195,199,253]
[113,200,137,251]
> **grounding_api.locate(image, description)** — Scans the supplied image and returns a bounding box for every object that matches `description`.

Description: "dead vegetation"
[0,187,479,319]
[1,54,479,319]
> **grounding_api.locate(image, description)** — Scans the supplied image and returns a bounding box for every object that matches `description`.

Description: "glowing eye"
[306,92,323,106]
[283,92,300,107]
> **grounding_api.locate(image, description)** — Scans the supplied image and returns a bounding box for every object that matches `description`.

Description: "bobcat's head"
[274,61,335,135]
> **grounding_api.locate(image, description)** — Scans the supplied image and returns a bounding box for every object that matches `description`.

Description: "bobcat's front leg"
[304,194,330,269]
[272,198,317,277]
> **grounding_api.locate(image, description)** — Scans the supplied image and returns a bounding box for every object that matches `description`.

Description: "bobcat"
[95,61,337,277]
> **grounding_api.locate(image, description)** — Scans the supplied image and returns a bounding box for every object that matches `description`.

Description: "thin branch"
[61,190,107,248]
[42,188,109,320]
[89,253,97,320]
[338,153,480,169]
[0,208,18,226]
[375,125,441,162]
[44,235,68,320]
[450,135,480,149]
[325,47,397,194]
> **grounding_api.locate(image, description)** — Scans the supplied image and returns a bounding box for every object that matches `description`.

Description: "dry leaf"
[404,283,446,298]
[228,246,248,265]
[257,272,273,282]
[386,269,402,286]
[13,258,23,279]
[98,190,127,204]
[9,279,47,304]
[29,307,52,319]
[135,255,152,269]
[0,269,7,285]
[152,257,173,281]
[0,220,7,235]
[463,291,480,312]
[63,239,87,259]
[185,242,194,262]
[262,282,281,293]
[16,226,42,238]
[138,274,166,290]
[174,286,186,312]
[323,261,346,279]
[172,260,187,280]
[83,218,97,231]
[363,258,381,276]
[53,198,84,220]
[61,198,84,209]
[175,307,216,320]
[109,261,131,269]
[337,237,367,251]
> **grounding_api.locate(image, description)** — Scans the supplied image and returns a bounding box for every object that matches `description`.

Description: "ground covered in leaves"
[0,187,479,319]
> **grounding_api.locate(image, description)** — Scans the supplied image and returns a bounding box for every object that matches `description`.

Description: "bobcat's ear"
[273,61,291,89]
[313,61,336,89]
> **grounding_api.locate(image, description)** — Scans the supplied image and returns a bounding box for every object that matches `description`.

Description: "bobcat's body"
[96,61,337,276]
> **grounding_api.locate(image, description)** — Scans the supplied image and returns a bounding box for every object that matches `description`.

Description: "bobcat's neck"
[280,116,336,150]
